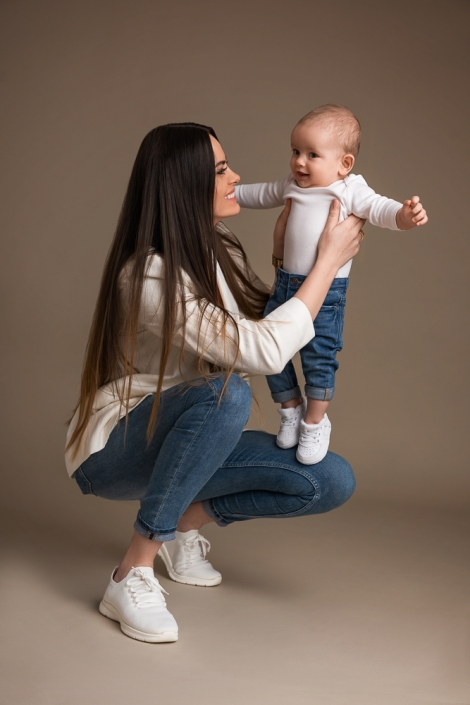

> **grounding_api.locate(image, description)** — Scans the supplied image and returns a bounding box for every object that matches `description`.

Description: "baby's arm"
[236,176,290,266]
[235,176,289,210]
[396,196,428,229]
[348,176,428,230]
[348,177,402,229]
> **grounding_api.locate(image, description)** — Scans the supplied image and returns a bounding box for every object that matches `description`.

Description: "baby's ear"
[339,154,355,176]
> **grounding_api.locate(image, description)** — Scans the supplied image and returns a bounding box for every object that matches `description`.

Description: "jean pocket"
[322,288,346,309]
[314,301,346,351]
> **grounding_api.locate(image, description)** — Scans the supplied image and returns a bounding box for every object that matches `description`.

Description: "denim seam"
[136,515,177,536]
[76,466,94,495]
[134,517,176,543]
[205,499,230,526]
[305,385,335,401]
[216,462,321,519]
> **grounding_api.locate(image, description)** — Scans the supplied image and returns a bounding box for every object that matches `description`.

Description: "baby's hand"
[396,196,428,230]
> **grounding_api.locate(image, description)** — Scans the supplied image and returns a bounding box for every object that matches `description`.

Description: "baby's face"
[290,121,345,188]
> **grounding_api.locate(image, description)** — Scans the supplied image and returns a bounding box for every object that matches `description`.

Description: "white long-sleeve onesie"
[235,174,402,278]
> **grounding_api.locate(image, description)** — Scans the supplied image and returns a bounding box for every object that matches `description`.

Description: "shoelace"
[299,426,322,446]
[181,534,211,565]
[280,408,302,428]
[126,567,169,609]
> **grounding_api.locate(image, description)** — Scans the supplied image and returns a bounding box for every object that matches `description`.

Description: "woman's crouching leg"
[135,373,252,542]
[73,374,252,540]
[194,431,355,525]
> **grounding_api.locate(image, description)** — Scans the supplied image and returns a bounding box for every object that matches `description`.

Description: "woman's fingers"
[317,209,365,270]
[279,198,292,223]
[273,198,292,232]
[324,199,341,232]
[272,199,292,258]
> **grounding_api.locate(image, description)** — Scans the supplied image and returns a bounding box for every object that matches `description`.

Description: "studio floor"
[1,499,469,705]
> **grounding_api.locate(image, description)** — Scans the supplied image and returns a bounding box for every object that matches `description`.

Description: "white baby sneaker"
[158,530,222,587]
[296,414,331,465]
[99,566,178,642]
[276,398,306,449]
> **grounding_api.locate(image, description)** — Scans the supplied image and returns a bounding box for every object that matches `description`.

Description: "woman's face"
[211,135,240,223]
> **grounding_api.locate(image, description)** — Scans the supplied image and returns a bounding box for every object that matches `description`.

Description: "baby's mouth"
[296,171,309,178]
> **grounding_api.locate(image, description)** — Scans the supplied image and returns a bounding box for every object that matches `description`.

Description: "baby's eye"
[291,149,299,155]
[308,152,318,159]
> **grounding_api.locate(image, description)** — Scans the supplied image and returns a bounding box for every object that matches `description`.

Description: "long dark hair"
[67,122,269,456]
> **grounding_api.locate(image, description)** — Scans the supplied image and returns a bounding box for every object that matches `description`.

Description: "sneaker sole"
[99,600,178,643]
[296,446,329,465]
[158,545,222,587]
[276,437,299,449]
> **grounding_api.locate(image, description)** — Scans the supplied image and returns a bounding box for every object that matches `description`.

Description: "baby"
[235,104,427,465]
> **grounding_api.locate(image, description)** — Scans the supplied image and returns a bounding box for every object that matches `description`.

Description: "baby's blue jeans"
[74,374,355,541]
[264,269,349,403]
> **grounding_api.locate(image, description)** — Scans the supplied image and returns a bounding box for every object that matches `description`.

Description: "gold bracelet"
[272,255,283,268]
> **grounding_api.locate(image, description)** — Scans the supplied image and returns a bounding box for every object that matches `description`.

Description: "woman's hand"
[316,199,365,271]
[272,198,292,260]
[294,200,365,320]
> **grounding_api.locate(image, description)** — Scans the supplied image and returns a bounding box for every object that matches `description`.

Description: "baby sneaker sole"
[295,444,329,465]
[276,437,298,450]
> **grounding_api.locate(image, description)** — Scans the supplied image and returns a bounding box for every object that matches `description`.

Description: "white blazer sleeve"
[140,275,314,377]
[235,176,289,209]
[347,175,402,230]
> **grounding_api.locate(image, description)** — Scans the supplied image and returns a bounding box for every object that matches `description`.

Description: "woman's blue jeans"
[74,374,356,542]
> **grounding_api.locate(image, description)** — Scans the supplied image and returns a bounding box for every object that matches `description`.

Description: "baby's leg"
[301,277,348,410]
[263,268,305,447]
[282,396,303,409]
[304,398,329,425]
[297,278,348,464]
[263,268,303,408]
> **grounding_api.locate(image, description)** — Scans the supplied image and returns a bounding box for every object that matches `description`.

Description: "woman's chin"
[215,203,241,222]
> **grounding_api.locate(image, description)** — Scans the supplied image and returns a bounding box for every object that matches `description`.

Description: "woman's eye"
[216,167,228,175]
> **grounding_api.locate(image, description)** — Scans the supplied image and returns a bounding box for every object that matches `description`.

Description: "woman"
[66,122,364,643]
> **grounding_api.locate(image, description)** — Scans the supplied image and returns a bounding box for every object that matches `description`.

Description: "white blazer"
[65,247,314,476]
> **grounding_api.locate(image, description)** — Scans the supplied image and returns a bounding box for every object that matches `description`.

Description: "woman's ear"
[339,154,355,177]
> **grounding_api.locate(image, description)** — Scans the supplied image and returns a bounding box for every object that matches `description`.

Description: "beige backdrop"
[1,0,469,535]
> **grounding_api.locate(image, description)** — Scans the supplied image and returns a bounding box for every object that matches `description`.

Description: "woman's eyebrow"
[215,160,227,168]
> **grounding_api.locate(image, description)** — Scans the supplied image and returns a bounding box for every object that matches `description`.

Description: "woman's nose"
[229,168,240,184]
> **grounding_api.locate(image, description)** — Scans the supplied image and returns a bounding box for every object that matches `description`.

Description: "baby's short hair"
[297,104,361,157]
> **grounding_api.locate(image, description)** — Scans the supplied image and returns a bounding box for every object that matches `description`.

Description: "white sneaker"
[296,414,331,465]
[276,398,306,449]
[158,530,222,587]
[99,566,178,642]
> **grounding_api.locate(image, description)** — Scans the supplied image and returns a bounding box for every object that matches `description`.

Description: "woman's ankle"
[177,501,213,533]
[114,531,162,581]
[114,558,156,583]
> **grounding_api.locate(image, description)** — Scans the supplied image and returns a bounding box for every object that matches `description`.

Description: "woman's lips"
[225,190,237,201]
